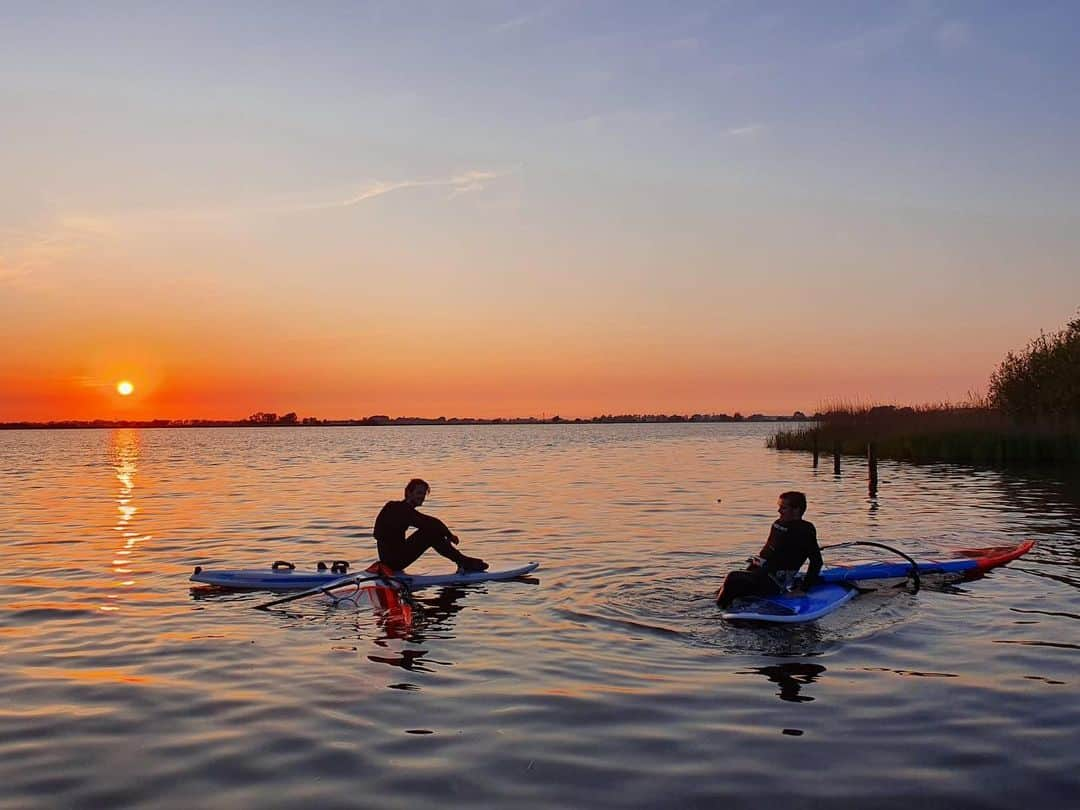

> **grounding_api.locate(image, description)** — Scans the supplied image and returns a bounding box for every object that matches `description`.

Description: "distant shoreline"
[1,413,811,430]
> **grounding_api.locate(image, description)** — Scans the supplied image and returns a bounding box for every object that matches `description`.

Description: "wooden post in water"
[812,430,819,468]
[868,441,878,496]
[833,441,841,475]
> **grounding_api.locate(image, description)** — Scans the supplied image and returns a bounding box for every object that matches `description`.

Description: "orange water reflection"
[106,429,149,608]
[20,665,157,686]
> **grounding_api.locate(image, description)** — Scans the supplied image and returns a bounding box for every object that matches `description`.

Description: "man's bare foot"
[458,556,489,573]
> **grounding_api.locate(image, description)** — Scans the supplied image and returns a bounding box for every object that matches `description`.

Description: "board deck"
[819,540,1034,584]
[721,583,857,623]
[191,562,540,591]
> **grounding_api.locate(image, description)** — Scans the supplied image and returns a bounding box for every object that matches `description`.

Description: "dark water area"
[1,424,1077,809]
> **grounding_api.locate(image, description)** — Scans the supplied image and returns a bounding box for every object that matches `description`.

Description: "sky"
[2,0,1079,420]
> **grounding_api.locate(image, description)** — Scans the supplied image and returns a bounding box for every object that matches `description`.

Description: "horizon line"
[0,410,813,429]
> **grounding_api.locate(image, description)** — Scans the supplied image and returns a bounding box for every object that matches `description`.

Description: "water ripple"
[0,424,1077,809]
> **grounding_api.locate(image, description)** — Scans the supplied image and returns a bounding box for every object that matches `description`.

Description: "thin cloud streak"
[337,170,503,208]
[71,375,109,389]
[490,7,553,34]
[829,4,969,62]
[726,124,765,137]
[3,170,507,280]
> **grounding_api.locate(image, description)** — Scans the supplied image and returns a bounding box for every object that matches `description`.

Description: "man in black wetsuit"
[715,490,823,608]
[373,478,488,573]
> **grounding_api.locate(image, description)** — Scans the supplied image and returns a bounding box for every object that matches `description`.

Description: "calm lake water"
[1,424,1077,809]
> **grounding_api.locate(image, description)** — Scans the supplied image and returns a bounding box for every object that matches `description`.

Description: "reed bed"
[769,404,1080,465]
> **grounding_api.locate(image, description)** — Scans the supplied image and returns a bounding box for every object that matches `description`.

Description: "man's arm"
[803,526,823,587]
[409,507,454,540]
[755,525,776,563]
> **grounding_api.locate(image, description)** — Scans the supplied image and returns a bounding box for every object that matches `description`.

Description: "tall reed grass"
[769,402,1079,465]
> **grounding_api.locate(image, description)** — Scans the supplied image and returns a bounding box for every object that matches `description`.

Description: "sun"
[116,380,135,396]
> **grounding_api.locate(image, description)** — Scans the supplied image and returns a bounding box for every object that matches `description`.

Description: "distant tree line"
[248,412,298,425]
[1,411,812,430]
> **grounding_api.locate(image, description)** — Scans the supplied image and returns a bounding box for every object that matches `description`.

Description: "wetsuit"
[716,519,823,608]
[373,500,467,571]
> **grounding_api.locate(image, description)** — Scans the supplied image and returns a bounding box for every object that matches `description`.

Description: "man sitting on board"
[374,478,488,573]
[715,490,823,608]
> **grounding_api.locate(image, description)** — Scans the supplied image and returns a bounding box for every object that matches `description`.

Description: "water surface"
[1,424,1077,808]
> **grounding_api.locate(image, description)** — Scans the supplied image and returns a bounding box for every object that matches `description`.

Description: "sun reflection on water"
[106,429,149,608]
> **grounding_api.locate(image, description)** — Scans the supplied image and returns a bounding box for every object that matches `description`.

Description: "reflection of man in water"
[749,663,827,702]
[374,478,488,573]
[371,584,471,646]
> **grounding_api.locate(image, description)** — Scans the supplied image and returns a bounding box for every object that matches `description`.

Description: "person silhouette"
[373,478,488,573]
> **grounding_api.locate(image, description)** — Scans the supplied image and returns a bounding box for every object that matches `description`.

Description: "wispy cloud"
[340,179,424,206]
[1,170,508,283]
[491,15,536,34]
[726,124,765,137]
[448,170,501,199]
[490,7,551,35]
[1,218,111,286]
[337,170,503,208]
[70,375,109,389]
[830,5,970,62]
[831,18,915,62]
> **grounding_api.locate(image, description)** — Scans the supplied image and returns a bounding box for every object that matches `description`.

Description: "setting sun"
[116,381,134,396]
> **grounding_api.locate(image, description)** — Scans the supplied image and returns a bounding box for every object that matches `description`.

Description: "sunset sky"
[2,1,1078,421]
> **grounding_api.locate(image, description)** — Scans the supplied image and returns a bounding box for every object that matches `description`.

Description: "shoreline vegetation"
[1,411,810,430]
[770,405,1079,465]
[770,316,1080,466]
